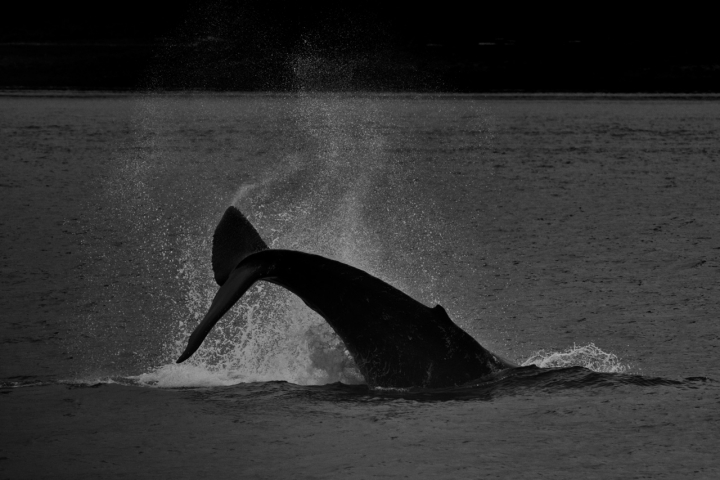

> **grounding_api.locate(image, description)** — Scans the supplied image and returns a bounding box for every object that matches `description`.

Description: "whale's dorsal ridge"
[432,304,453,324]
[212,206,268,286]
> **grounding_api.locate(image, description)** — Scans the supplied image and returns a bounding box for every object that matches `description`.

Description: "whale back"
[245,250,516,388]
[212,206,268,286]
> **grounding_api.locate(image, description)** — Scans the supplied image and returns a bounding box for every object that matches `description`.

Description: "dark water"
[1,93,719,478]
[175,366,705,405]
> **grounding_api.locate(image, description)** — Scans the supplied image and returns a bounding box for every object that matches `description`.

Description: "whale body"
[177,206,516,389]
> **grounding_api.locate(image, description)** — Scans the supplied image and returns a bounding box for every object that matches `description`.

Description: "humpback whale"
[177,206,516,389]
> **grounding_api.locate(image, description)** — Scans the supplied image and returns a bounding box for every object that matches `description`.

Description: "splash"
[521,343,631,373]
[169,280,365,386]
[160,94,442,386]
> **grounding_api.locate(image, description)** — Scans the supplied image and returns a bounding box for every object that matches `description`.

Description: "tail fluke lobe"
[212,206,267,286]
[177,263,264,363]
[178,207,268,363]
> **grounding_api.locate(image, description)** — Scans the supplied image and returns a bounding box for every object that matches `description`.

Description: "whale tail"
[212,206,268,286]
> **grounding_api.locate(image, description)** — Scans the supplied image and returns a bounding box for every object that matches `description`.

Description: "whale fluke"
[212,207,267,286]
[177,206,516,388]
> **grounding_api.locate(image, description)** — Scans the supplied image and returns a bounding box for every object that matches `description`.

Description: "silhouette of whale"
[177,206,516,389]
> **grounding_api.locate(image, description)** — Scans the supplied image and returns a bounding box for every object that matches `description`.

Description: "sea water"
[1,93,718,478]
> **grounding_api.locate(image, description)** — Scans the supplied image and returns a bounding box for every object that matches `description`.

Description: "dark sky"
[4,2,714,48]
[2,2,717,91]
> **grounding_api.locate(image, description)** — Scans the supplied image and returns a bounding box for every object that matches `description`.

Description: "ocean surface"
[1,92,719,478]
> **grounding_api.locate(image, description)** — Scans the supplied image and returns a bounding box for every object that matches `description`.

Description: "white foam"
[131,363,258,388]
[521,343,631,373]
